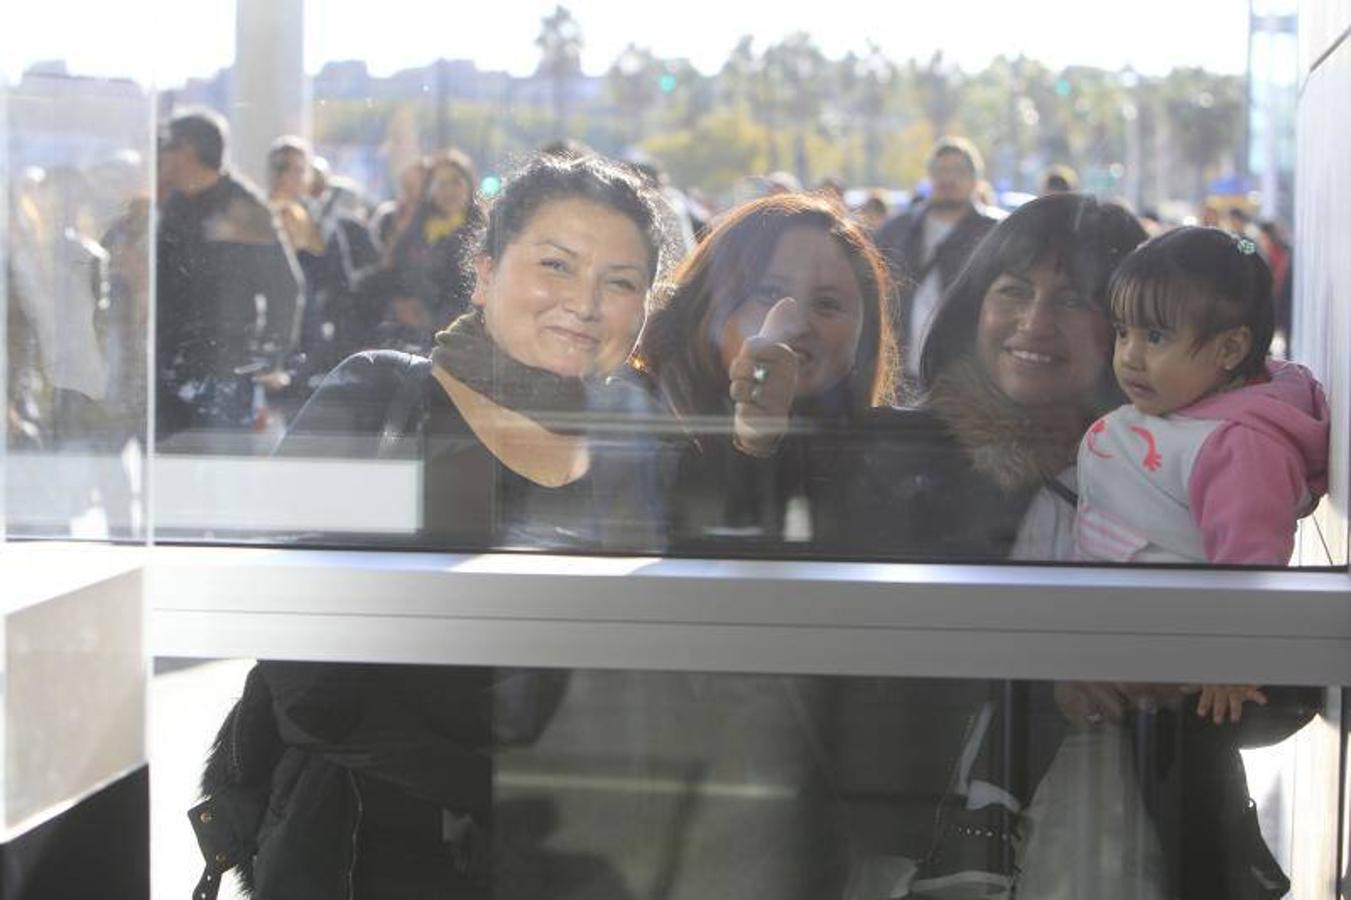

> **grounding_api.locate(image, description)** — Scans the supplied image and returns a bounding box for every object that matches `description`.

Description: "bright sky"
[3,0,1252,86]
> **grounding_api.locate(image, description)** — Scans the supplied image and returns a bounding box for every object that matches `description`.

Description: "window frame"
[149,546,1351,686]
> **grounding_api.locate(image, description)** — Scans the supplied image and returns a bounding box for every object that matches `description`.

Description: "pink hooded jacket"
[1182,360,1329,562]
[1076,360,1330,565]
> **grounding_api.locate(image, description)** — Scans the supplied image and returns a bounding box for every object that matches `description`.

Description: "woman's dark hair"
[635,193,897,420]
[407,149,485,239]
[920,193,1148,396]
[420,148,478,213]
[1108,225,1274,378]
[387,148,487,316]
[482,152,673,284]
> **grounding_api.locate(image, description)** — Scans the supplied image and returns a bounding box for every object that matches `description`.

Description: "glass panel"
[3,34,153,541]
[2,67,8,542]
[155,657,1342,898]
[124,2,1335,569]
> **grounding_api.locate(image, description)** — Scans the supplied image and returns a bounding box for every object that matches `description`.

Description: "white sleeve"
[1009,466,1079,562]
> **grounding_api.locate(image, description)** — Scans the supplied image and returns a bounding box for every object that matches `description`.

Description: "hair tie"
[1234,236,1257,256]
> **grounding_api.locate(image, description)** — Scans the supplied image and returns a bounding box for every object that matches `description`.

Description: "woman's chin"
[994,373,1078,410]
[539,361,589,379]
[538,351,610,380]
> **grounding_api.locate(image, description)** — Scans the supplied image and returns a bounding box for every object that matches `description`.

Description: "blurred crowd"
[5,107,1295,459]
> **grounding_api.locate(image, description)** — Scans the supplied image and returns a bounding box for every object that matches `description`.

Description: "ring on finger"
[752,363,769,385]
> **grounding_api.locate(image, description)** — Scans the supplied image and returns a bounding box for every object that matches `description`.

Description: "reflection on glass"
[155,108,304,454]
[2,3,1326,567]
[256,151,669,554]
[178,661,1333,898]
[5,65,150,540]
[70,5,1313,569]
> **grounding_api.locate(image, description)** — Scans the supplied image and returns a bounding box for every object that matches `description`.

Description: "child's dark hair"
[1108,226,1274,378]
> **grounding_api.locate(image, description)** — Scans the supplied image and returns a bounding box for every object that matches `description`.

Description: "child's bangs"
[1110,272,1189,331]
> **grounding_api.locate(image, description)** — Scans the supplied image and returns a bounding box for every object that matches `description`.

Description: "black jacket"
[191,351,646,899]
[157,173,302,435]
[846,405,1037,561]
[874,202,998,357]
[387,212,477,328]
[290,207,384,400]
[833,386,1314,896]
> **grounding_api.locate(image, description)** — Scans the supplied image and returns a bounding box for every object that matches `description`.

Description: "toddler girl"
[1061,225,1328,897]
[1077,225,1329,570]
[1077,225,1329,718]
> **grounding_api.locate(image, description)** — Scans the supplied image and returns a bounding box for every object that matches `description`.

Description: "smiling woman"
[976,259,1112,411]
[716,225,867,400]
[814,194,1155,894]
[472,197,650,379]
[631,192,895,552]
[188,153,676,899]
[850,193,1147,561]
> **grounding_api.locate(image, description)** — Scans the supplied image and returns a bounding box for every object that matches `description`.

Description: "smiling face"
[1112,321,1249,416]
[976,257,1112,410]
[473,197,652,378]
[717,225,865,398]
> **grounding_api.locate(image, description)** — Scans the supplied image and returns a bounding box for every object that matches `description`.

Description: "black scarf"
[430,310,588,434]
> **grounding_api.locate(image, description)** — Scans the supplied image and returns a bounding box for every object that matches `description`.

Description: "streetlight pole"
[435,58,448,151]
[1121,66,1142,211]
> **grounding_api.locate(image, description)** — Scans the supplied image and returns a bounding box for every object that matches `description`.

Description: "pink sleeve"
[1188,424,1307,565]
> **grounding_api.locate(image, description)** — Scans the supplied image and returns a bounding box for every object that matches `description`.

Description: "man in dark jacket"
[156,108,303,445]
[875,137,997,398]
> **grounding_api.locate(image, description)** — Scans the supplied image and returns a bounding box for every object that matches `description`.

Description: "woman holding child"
[846,199,1320,899]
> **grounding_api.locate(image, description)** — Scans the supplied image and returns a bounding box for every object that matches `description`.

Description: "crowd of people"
[4,104,1327,898]
[120,107,1327,900]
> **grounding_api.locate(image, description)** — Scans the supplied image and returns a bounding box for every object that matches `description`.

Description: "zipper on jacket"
[228,704,244,781]
[346,770,363,900]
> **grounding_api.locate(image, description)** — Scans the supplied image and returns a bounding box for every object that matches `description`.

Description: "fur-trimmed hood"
[925,356,1094,494]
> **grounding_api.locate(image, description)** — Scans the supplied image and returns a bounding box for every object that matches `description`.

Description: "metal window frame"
[149,546,1351,686]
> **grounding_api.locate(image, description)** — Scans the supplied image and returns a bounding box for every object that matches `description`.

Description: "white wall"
[1292,7,1351,896]
[1294,5,1351,567]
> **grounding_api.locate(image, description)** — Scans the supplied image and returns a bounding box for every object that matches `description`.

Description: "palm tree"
[763,33,828,184]
[718,35,758,114]
[841,42,897,185]
[910,51,963,140]
[1160,67,1243,202]
[608,44,660,145]
[535,5,583,139]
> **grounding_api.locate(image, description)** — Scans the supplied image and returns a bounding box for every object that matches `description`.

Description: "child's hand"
[1183,684,1268,724]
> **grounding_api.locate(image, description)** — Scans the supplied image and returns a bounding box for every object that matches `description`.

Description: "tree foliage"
[313,5,1247,208]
